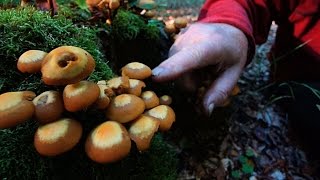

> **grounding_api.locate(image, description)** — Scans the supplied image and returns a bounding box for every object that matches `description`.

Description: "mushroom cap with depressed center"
[0,91,36,129]
[85,121,131,163]
[128,115,160,151]
[145,105,175,131]
[34,118,82,156]
[159,95,172,105]
[126,79,146,96]
[41,46,95,85]
[106,94,145,123]
[63,80,100,112]
[17,50,48,73]
[121,62,152,80]
[141,91,159,109]
[33,90,64,124]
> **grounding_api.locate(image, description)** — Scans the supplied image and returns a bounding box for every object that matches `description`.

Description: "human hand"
[152,23,248,117]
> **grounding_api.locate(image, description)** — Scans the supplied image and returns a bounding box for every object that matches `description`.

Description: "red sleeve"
[197,0,273,62]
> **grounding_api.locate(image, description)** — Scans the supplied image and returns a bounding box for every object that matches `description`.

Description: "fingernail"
[208,103,214,117]
[152,67,165,76]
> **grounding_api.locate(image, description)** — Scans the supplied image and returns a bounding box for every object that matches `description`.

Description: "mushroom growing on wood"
[106,94,145,123]
[33,90,64,124]
[63,80,100,112]
[145,105,175,131]
[85,121,131,163]
[0,91,36,129]
[41,46,95,85]
[141,90,159,109]
[121,62,152,80]
[17,50,48,73]
[128,115,160,151]
[34,118,82,156]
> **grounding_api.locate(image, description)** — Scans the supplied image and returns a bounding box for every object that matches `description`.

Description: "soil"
[157,7,320,180]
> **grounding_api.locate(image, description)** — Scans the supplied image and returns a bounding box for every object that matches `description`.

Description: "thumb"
[202,64,243,117]
[152,48,210,82]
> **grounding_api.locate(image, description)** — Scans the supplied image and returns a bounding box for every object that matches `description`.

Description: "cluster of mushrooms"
[86,0,158,24]
[0,45,176,164]
[164,17,188,41]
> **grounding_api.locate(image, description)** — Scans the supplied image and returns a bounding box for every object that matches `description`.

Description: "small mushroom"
[33,90,64,124]
[94,84,114,110]
[137,0,157,9]
[17,50,48,73]
[106,94,145,123]
[143,10,156,18]
[101,76,130,95]
[85,121,131,163]
[159,95,172,105]
[145,105,175,131]
[63,80,100,112]
[121,62,152,80]
[174,17,188,29]
[126,79,146,96]
[164,23,177,34]
[41,46,95,85]
[141,90,159,109]
[34,118,82,156]
[128,115,160,151]
[0,91,36,129]
[109,0,120,9]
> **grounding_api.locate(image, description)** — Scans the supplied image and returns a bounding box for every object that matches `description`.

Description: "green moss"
[0,7,113,94]
[111,9,160,41]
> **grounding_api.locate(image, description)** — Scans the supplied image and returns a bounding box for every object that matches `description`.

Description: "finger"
[202,64,244,117]
[152,46,218,82]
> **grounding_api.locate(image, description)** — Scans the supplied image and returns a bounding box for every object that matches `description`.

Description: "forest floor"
[157,7,320,180]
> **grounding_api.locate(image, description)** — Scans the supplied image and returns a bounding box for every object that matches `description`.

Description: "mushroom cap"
[141,90,159,109]
[0,91,36,129]
[63,80,100,112]
[128,115,160,151]
[164,23,177,34]
[17,50,48,73]
[145,105,175,131]
[174,17,188,29]
[86,0,104,12]
[159,95,172,105]
[109,0,120,9]
[106,94,145,123]
[41,46,95,85]
[121,62,152,80]
[126,79,146,96]
[34,118,82,156]
[144,10,156,18]
[137,0,157,9]
[85,121,131,163]
[104,76,130,95]
[94,84,113,110]
[33,90,64,124]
